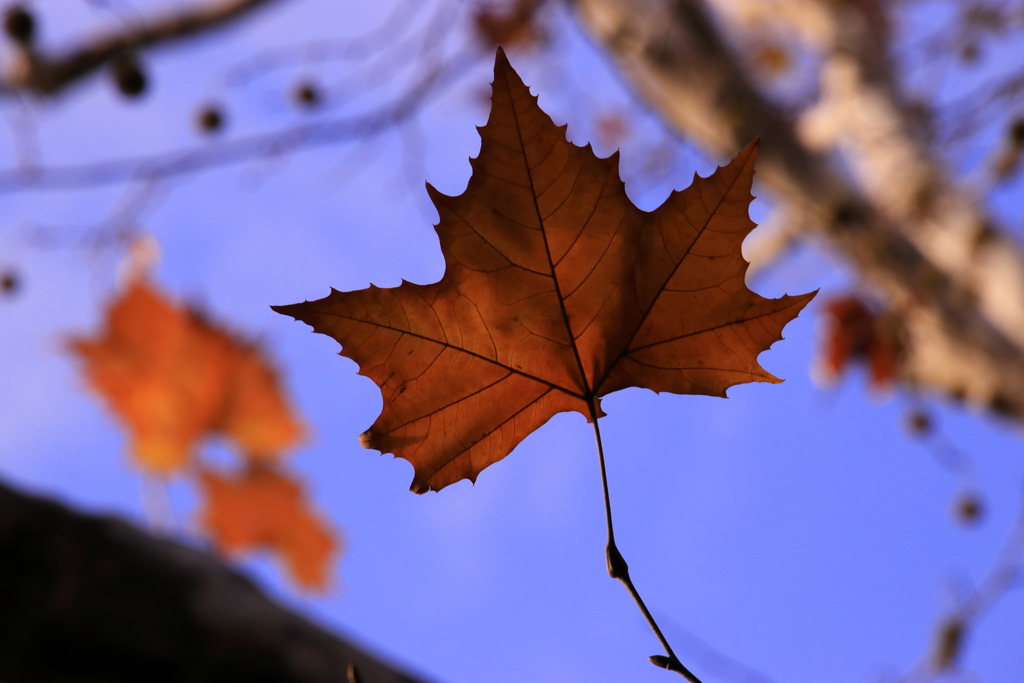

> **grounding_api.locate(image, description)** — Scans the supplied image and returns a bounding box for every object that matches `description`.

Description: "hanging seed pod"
[649,655,673,669]
[4,5,33,44]
[1,269,19,296]
[197,105,224,134]
[294,82,321,108]
[953,492,984,526]
[905,409,932,436]
[111,53,147,98]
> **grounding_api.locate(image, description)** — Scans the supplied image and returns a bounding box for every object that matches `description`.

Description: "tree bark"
[0,478,434,683]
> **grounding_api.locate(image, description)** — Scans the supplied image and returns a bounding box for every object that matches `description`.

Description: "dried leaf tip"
[494,45,510,67]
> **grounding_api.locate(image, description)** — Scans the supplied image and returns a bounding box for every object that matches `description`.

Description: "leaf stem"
[588,400,702,683]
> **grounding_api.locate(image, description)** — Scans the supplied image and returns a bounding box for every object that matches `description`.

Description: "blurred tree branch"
[2,0,282,96]
[10,0,1024,423]
[0,478,432,683]
[0,48,475,189]
[896,484,1024,680]
[570,0,1024,420]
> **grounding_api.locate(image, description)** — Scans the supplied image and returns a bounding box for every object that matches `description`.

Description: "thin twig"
[4,0,283,96]
[0,46,482,193]
[221,0,426,87]
[588,400,702,682]
[892,482,1024,682]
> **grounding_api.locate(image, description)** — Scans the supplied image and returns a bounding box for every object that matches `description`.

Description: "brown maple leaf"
[72,281,303,473]
[199,466,337,590]
[274,48,815,494]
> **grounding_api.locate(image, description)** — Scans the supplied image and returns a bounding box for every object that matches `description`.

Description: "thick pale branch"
[5,0,281,96]
[742,206,804,280]
[570,0,1024,420]
[794,0,1024,349]
[0,478,432,683]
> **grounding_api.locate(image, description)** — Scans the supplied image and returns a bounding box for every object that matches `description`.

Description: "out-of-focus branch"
[895,486,1024,680]
[221,0,425,87]
[0,49,478,190]
[796,0,1024,343]
[570,0,1024,420]
[0,478,433,683]
[3,0,282,96]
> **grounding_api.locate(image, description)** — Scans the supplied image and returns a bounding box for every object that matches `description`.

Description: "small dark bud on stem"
[606,541,629,580]
[649,655,673,669]
[4,5,33,44]
[649,654,688,674]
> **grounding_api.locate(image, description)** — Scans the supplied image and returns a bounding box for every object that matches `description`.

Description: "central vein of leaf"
[324,311,587,400]
[505,75,594,401]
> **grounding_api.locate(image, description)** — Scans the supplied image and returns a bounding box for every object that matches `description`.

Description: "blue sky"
[1,1,1022,682]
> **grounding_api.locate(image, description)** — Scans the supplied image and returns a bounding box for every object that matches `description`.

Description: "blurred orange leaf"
[199,466,337,590]
[71,281,303,474]
[821,295,901,388]
[275,49,815,494]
